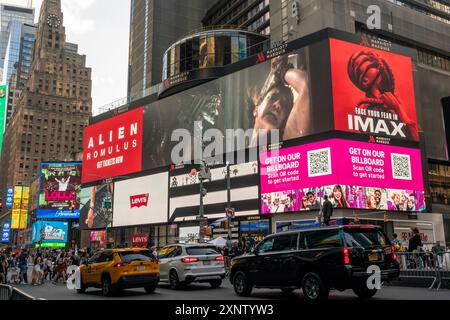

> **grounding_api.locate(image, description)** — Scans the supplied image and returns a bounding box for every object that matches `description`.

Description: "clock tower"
[0,0,92,190]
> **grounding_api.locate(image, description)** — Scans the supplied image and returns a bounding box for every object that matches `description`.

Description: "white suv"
[157,244,226,289]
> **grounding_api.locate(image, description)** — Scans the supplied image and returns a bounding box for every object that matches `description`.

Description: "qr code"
[391,153,412,180]
[308,148,332,177]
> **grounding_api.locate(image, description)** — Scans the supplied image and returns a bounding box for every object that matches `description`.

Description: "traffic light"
[70,203,76,213]
[0,198,3,213]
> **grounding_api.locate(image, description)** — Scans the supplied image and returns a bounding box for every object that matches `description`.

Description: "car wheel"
[101,275,114,297]
[144,284,157,294]
[281,288,295,294]
[169,270,182,290]
[210,279,222,288]
[302,272,329,302]
[233,271,253,297]
[353,285,378,299]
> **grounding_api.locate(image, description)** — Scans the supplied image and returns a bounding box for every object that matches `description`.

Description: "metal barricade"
[10,287,36,300]
[435,252,450,290]
[397,252,439,289]
[0,284,37,300]
[0,284,13,300]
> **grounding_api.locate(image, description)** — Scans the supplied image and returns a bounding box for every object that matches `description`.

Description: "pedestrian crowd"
[0,247,94,286]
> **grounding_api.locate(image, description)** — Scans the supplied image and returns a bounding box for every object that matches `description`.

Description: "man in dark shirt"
[322,195,333,226]
[408,228,422,252]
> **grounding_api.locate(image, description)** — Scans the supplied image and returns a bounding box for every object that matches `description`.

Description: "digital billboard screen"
[113,172,169,227]
[260,138,425,213]
[84,31,421,184]
[330,38,419,142]
[37,162,82,219]
[82,107,144,184]
[79,183,114,230]
[31,221,68,244]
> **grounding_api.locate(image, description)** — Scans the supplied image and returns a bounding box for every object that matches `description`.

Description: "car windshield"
[343,228,387,249]
[185,246,220,256]
[119,250,155,263]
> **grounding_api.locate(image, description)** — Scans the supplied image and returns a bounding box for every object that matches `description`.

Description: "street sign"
[226,208,235,219]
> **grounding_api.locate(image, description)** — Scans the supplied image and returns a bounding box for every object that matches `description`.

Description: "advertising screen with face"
[260,138,425,213]
[113,172,169,227]
[37,162,82,219]
[82,106,144,184]
[142,47,316,171]
[330,38,419,142]
[31,221,68,244]
[79,183,114,230]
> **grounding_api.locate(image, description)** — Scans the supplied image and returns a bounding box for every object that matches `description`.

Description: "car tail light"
[343,248,351,265]
[114,262,130,267]
[153,258,160,265]
[215,256,224,261]
[391,246,397,261]
[181,257,200,263]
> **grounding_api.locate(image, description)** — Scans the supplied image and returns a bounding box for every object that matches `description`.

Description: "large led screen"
[37,162,82,219]
[79,183,114,230]
[31,221,68,244]
[82,106,144,184]
[330,38,419,142]
[143,47,320,171]
[260,139,425,213]
[113,173,169,227]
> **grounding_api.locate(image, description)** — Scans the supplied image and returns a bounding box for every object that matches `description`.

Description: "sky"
[2,0,131,113]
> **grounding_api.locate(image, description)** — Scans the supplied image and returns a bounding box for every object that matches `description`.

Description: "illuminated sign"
[260,139,425,213]
[82,107,144,184]
[37,162,82,219]
[330,38,419,142]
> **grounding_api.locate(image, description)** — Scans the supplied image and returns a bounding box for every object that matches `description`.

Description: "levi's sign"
[130,194,149,209]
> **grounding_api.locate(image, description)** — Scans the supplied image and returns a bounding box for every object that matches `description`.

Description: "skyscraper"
[0,0,92,192]
[0,4,35,74]
[2,21,36,87]
[3,22,37,128]
[127,0,211,101]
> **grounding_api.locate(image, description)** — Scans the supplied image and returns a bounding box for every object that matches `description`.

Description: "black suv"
[230,225,400,301]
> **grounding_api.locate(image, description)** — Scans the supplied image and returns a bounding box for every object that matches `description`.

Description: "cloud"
[61,0,95,35]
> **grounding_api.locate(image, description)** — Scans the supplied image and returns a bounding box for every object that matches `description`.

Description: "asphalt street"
[12,281,450,301]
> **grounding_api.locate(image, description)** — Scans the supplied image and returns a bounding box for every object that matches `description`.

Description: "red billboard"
[132,233,149,248]
[82,107,144,183]
[330,38,419,142]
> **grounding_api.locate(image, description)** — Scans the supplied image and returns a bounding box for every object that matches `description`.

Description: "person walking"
[391,233,401,248]
[246,234,255,253]
[432,242,445,269]
[52,252,66,284]
[238,236,247,255]
[0,255,7,284]
[322,195,334,226]
[18,250,28,285]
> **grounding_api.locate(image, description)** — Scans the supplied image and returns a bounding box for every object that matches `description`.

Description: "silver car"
[157,244,226,289]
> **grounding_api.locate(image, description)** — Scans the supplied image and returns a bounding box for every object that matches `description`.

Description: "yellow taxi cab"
[77,248,160,296]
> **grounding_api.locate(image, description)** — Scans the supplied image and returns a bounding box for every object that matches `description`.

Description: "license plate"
[203,261,211,266]
[368,253,380,262]
[136,266,146,271]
